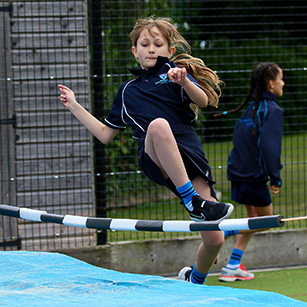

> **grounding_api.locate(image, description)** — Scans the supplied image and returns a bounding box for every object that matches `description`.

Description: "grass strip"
[206,266,307,302]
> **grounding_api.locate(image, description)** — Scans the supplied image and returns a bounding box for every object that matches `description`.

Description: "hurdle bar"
[0,204,286,232]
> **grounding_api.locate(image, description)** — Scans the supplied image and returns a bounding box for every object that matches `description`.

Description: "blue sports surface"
[0,251,306,307]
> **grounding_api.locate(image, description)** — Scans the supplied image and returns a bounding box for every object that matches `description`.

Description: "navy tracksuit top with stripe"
[227,92,283,187]
[104,56,198,140]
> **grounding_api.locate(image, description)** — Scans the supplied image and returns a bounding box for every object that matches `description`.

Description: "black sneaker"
[178,266,193,282]
[188,195,234,222]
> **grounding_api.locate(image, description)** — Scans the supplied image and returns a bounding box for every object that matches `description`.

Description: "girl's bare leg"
[144,118,189,187]
[145,118,225,274]
[234,203,273,251]
[192,176,224,273]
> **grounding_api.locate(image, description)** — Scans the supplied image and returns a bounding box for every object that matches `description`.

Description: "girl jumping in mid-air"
[214,62,284,282]
[59,16,233,284]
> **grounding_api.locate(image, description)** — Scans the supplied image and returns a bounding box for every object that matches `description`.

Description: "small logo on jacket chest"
[155,73,172,85]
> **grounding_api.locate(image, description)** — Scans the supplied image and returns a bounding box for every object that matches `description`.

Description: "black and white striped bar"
[0,204,285,232]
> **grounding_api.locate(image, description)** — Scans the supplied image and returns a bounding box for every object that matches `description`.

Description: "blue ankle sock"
[190,264,209,284]
[227,248,244,269]
[224,230,239,238]
[176,180,198,211]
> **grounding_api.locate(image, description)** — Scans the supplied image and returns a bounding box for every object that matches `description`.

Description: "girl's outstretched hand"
[58,84,77,109]
[168,67,208,108]
[167,67,187,86]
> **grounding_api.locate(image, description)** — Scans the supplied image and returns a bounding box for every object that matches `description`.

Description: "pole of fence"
[89,0,107,245]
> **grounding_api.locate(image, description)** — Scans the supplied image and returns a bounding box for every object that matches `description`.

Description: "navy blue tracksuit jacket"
[227,92,283,187]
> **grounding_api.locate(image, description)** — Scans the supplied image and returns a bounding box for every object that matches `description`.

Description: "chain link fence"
[99,0,307,243]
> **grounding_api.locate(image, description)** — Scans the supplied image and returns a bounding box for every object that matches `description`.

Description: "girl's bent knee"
[148,118,170,129]
[147,118,172,138]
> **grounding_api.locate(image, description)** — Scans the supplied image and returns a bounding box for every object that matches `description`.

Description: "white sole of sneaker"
[219,275,255,282]
[214,203,234,223]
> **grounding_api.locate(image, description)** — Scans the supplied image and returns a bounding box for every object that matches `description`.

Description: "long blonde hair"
[129,16,223,108]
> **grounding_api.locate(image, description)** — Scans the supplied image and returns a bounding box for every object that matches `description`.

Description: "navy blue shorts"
[139,150,217,200]
[231,181,272,207]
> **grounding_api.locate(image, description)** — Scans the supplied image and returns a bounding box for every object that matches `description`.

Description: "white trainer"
[219,264,254,282]
[178,266,192,282]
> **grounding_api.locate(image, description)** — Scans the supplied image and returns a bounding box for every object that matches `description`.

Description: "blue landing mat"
[0,251,306,307]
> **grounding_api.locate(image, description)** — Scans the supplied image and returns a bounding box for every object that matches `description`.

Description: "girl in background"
[58,16,233,285]
[214,62,284,281]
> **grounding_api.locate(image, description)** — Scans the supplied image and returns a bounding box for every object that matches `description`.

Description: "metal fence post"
[89,0,107,245]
